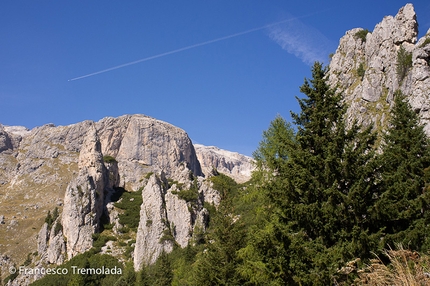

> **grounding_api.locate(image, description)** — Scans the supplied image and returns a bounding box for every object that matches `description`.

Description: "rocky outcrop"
[134,174,173,269]
[37,219,66,265]
[328,4,430,134]
[96,115,202,190]
[194,144,254,183]
[61,123,111,258]
[0,113,252,282]
[134,171,216,270]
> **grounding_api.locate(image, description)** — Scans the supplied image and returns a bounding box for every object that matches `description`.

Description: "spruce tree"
[192,174,246,285]
[239,62,379,285]
[375,90,430,251]
[237,116,296,285]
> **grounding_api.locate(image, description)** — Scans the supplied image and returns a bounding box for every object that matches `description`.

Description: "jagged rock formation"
[61,123,112,258]
[134,168,213,270]
[37,218,66,265]
[194,144,254,183]
[0,113,251,285]
[328,3,430,134]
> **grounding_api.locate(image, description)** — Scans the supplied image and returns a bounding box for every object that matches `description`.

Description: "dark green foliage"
[44,207,59,229]
[54,221,63,236]
[103,155,117,163]
[209,172,239,200]
[115,188,143,231]
[355,29,369,42]
[419,37,430,48]
[396,45,413,82]
[151,251,173,286]
[3,264,18,284]
[92,233,117,253]
[193,173,247,285]
[173,178,199,203]
[375,90,430,251]
[239,62,379,284]
[30,253,123,286]
[357,62,365,79]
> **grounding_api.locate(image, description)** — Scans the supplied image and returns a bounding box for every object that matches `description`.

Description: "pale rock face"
[46,219,66,265]
[164,185,192,248]
[0,113,248,275]
[134,174,172,270]
[134,172,219,270]
[96,115,202,190]
[62,123,108,258]
[194,144,254,183]
[37,219,66,265]
[37,223,49,258]
[328,4,430,134]
[0,125,13,153]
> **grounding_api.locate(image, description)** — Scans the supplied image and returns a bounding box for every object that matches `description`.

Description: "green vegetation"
[396,45,413,82]
[27,61,430,285]
[355,29,369,42]
[419,37,430,48]
[30,252,123,286]
[44,207,59,229]
[172,178,199,204]
[357,61,366,79]
[114,188,143,231]
[102,155,117,163]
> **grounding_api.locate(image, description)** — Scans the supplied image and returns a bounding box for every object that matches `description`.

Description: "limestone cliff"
[194,144,254,183]
[328,3,430,135]
[0,113,246,284]
[61,123,111,258]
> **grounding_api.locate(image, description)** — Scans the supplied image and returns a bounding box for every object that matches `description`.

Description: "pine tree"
[192,174,246,285]
[237,116,296,285]
[239,62,379,285]
[152,251,173,286]
[375,90,430,251]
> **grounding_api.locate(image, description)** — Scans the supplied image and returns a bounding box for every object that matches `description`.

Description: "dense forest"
[30,62,430,285]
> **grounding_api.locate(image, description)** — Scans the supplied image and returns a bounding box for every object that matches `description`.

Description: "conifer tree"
[375,90,430,251]
[237,116,296,285]
[192,174,246,285]
[239,62,379,285]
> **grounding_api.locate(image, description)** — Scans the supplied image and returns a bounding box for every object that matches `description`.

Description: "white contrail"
[68,10,330,81]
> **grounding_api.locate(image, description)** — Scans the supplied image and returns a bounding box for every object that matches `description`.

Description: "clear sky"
[1,1,429,156]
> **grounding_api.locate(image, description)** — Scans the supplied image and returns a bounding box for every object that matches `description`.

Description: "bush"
[54,221,63,236]
[355,29,369,42]
[103,155,117,163]
[397,45,412,82]
[115,189,143,231]
[357,62,365,79]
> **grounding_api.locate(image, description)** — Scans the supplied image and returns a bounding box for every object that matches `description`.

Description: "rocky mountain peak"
[328,3,430,135]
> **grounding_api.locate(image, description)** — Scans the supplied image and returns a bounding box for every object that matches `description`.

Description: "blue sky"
[1,1,429,156]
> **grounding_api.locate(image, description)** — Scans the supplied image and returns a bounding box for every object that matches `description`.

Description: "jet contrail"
[68,10,330,81]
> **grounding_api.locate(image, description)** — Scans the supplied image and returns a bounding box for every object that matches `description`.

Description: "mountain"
[194,144,254,183]
[2,3,430,285]
[0,114,253,285]
[328,4,430,137]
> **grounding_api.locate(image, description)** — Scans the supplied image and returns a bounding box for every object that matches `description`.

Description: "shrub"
[419,37,430,48]
[357,62,366,79]
[54,221,63,236]
[355,29,369,42]
[103,155,117,163]
[396,45,412,82]
[115,188,143,231]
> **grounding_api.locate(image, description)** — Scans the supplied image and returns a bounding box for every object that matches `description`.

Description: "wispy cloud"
[267,14,334,65]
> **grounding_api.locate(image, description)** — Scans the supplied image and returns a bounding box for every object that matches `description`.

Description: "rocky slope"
[0,114,252,284]
[328,3,430,136]
[194,144,254,183]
